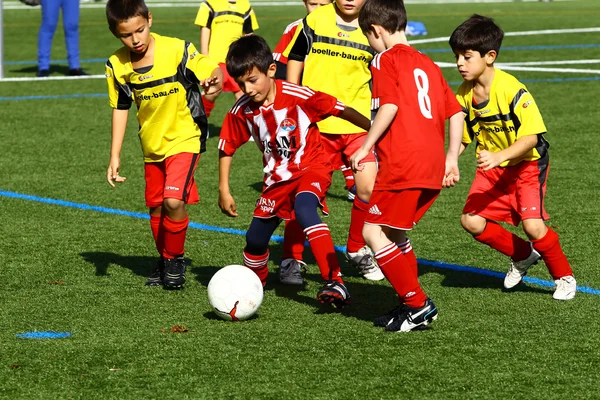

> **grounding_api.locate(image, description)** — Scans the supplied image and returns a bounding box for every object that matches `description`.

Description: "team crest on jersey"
[523,100,532,108]
[279,118,297,132]
[337,32,350,38]
[139,74,153,81]
[189,50,199,60]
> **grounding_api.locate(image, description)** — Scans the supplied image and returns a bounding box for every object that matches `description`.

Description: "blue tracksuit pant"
[37,0,80,70]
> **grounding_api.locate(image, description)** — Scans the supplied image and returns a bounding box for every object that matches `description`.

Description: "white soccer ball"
[207,264,264,321]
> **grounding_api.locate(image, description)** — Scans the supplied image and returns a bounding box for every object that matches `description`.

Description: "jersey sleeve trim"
[288,17,311,62]
[106,59,132,110]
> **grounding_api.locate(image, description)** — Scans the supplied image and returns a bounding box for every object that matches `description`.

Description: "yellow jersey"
[284,3,374,134]
[105,33,219,162]
[194,0,259,63]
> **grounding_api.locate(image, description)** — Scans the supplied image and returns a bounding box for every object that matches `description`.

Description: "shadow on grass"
[79,251,194,279]
[12,64,73,76]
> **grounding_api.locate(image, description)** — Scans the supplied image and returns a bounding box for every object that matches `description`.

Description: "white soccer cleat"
[553,276,576,300]
[346,246,385,281]
[279,258,306,285]
[504,245,541,289]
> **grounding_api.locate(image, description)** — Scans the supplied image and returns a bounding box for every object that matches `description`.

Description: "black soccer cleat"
[374,305,406,327]
[163,256,186,289]
[317,281,351,309]
[385,298,438,332]
[145,258,165,286]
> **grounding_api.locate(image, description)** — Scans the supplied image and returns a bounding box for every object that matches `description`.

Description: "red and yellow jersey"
[371,44,462,190]
[194,0,259,63]
[218,80,345,188]
[456,68,548,167]
[284,3,374,134]
[105,33,219,162]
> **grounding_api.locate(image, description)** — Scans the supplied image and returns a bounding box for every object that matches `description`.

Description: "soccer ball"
[207,265,264,321]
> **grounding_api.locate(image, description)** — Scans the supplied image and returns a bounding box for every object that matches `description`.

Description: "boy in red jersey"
[449,15,576,300]
[218,35,371,308]
[351,0,464,332]
[105,0,222,289]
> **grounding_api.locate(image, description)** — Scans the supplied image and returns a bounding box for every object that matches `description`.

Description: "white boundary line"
[410,27,600,44]
[436,61,600,73]
[0,74,106,82]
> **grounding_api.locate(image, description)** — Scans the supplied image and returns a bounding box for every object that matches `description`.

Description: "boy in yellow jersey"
[194,0,259,117]
[450,14,576,300]
[104,0,222,289]
[283,0,384,282]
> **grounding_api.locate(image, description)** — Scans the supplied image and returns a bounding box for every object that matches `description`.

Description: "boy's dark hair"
[449,14,504,56]
[226,35,274,78]
[106,0,150,35]
[358,0,407,36]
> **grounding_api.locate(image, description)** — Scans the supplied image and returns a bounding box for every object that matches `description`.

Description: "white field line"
[0,74,106,82]
[410,27,600,44]
[436,61,600,73]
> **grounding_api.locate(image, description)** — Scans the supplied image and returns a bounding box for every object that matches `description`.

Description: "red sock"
[474,221,531,261]
[304,223,343,283]
[397,238,418,278]
[202,96,215,118]
[375,243,427,308]
[532,227,573,280]
[243,249,269,286]
[162,215,188,258]
[347,197,368,253]
[341,166,355,191]
[150,214,165,256]
[282,218,305,261]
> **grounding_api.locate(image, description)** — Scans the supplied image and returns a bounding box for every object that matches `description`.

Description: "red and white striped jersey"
[218,79,345,187]
[272,19,301,64]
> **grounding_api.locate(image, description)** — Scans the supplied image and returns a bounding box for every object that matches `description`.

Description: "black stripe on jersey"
[107,59,133,110]
[535,148,549,218]
[182,152,200,202]
[243,12,253,34]
[177,42,208,153]
[314,34,375,55]
[509,88,527,133]
[205,2,215,27]
[288,17,311,62]
[213,10,245,18]
[129,75,177,90]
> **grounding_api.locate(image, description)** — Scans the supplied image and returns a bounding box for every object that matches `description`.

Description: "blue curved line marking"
[16,331,72,339]
[1,189,598,296]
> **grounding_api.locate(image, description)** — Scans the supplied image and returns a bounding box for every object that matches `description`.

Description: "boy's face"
[114,14,152,54]
[335,0,365,17]
[304,0,332,14]
[454,49,496,81]
[235,64,277,104]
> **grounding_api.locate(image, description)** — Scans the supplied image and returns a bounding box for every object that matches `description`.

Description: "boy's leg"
[62,0,81,70]
[280,216,306,285]
[244,217,281,286]
[340,164,356,201]
[38,0,61,73]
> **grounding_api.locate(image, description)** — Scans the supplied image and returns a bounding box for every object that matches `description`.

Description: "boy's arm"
[200,27,211,55]
[350,103,398,171]
[338,106,371,132]
[286,60,303,84]
[201,66,223,102]
[477,135,538,171]
[443,111,465,188]
[107,108,129,187]
[218,151,238,217]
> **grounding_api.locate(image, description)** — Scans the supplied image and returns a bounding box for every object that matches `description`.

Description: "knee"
[522,220,547,240]
[355,185,372,202]
[461,214,485,236]
[162,198,184,213]
[362,223,379,245]
[245,231,270,255]
[63,21,79,35]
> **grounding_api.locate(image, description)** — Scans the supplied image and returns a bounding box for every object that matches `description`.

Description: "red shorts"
[321,132,377,167]
[219,63,241,93]
[365,189,440,230]
[253,170,331,220]
[144,152,200,208]
[463,159,550,226]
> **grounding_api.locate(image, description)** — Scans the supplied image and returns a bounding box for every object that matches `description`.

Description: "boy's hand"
[107,158,126,187]
[218,192,238,217]
[350,147,370,172]
[477,150,504,171]
[200,76,222,96]
[443,161,460,188]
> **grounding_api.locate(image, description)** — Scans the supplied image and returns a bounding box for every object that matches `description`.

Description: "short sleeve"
[512,90,547,138]
[304,91,345,122]
[455,93,472,145]
[284,17,309,62]
[218,111,252,155]
[243,8,259,32]
[185,43,219,82]
[105,59,132,110]
[371,54,400,107]
[194,2,213,28]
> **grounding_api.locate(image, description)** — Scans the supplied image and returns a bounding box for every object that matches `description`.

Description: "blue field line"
[3,74,600,102]
[2,189,599,296]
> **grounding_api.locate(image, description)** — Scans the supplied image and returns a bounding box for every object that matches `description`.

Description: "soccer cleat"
[37,69,50,77]
[317,281,351,309]
[374,305,406,327]
[68,68,89,76]
[553,276,576,300]
[504,245,541,289]
[346,246,385,281]
[279,258,306,285]
[163,256,186,289]
[385,298,438,332]
[145,258,165,286]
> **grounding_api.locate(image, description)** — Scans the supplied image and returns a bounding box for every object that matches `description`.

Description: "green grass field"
[1,0,600,398]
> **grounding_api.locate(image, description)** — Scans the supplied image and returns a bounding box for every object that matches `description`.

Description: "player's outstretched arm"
[339,106,371,132]
[350,103,398,171]
[107,109,129,187]
[201,66,223,102]
[443,111,464,188]
[218,151,239,217]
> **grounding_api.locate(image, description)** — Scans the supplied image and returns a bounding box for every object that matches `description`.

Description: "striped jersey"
[273,19,302,64]
[194,0,259,63]
[283,3,374,134]
[456,68,548,167]
[218,79,345,187]
[105,33,219,162]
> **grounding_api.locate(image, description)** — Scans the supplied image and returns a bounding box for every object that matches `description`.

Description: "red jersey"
[371,44,462,190]
[218,79,345,188]
[272,19,301,65]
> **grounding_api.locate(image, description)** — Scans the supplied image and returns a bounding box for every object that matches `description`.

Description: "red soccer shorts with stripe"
[144,152,200,208]
[364,189,440,230]
[463,160,550,226]
[253,169,331,220]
